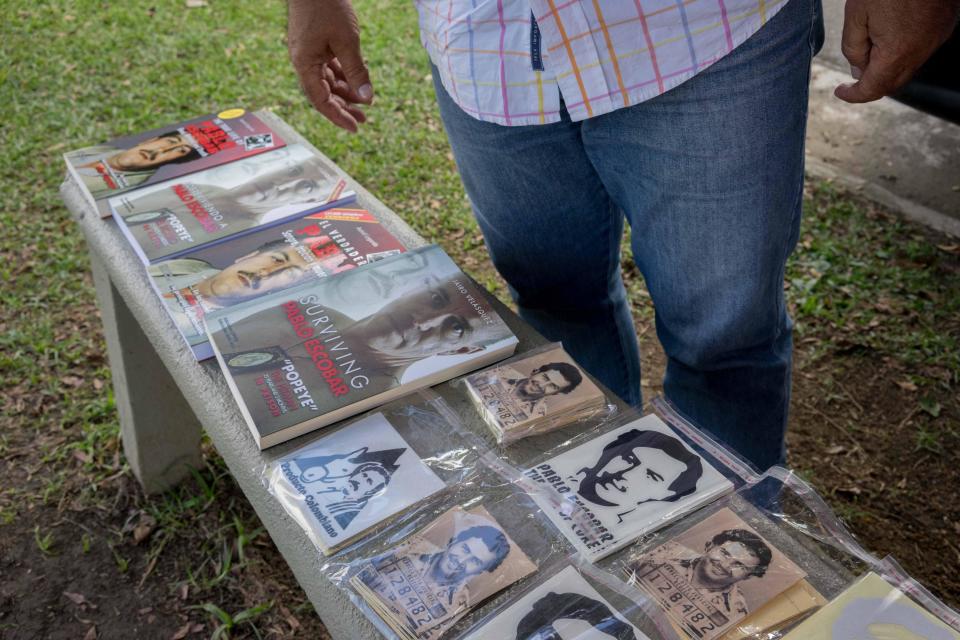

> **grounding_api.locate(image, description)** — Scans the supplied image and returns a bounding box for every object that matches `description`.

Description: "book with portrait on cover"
[206,244,519,449]
[109,144,355,264]
[63,108,285,217]
[147,207,406,361]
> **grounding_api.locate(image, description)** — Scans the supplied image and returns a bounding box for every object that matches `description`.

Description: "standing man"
[285,0,959,469]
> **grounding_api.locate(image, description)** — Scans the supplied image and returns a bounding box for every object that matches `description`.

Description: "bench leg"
[90,254,203,494]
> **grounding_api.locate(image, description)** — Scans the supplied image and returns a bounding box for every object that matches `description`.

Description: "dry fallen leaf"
[825,445,846,455]
[61,375,84,388]
[171,623,192,640]
[185,0,207,7]
[64,592,87,606]
[83,626,97,640]
[896,380,918,392]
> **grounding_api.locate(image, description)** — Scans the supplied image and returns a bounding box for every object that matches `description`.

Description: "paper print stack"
[207,244,519,448]
[625,508,808,640]
[110,144,353,264]
[63,108,285,216]
[147,207,405,360]
[350,505,537,640]
[464,345,606,444]
[266,412,446,555]
[781,572,960,640]
[462,565,651,640]
[524,414,733,560]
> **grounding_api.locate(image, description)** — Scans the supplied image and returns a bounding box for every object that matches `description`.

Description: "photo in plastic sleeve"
[464,345,605,435]
[349,504,537,640]
[461,564,652,640]
[524,414,733,560]
[266,411,447,554]
[626,507,806,640]
[781,572,960,640]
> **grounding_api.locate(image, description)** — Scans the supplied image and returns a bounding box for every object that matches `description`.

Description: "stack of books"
[65,109,518,448]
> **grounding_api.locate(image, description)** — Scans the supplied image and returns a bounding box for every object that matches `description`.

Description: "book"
[147,207,406,360]
[625,508,807,640]
[464,345,606,444]
[523,414,734,561]
[781,572,960,639]
[109,143,355,263]
[461,564,651,640]
[265,412,446,555]
[206,244,519,449]
[350,504,537,640]
[64,108,284,217]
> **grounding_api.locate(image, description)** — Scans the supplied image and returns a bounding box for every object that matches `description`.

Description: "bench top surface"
[61,110,554,640]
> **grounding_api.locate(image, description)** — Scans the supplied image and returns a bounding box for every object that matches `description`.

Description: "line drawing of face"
[514,591,638,640]
[695,541,763,590]
[339,466,390,500]
[575,430,703,510]
[109,133,194,171]
[199,242,317,303]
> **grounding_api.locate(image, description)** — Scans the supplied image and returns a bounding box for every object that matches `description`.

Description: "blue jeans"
[433,0,824,470]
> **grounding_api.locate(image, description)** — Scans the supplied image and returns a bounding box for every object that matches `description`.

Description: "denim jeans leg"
[582,0,820,468]
[431,68,642,406]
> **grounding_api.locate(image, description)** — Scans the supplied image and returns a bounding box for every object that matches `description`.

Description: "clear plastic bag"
[324,459,576,640]
[260,390,481,556]
[492,399,758,562]
[611,467,881,640]
[450,554,685,640]
[449,342,618,447]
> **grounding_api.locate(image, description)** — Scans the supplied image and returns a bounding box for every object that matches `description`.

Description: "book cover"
[524,414,734,561]
[206,245,519,448]
[462,565,651,640]
[147,207,406,360]
[266,412,446,555]
[350,504,537,640]
[63,108,284,216]
[109,144,354,263]
[781,572,960,640]
[626,508,807,640]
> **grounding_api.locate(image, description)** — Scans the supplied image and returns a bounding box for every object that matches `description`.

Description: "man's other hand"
[835,0,960,104]
[288,0,373,132]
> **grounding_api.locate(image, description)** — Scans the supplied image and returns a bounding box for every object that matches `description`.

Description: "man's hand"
[288,0,373,132]
[835,0,960,104]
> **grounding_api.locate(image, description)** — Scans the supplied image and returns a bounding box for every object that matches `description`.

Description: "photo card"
[267,411,446,554]
[462,564,652,640]
[524,414,734,560]
[625,508,807,640]
[464,345,606,443]
[350,504,537,640]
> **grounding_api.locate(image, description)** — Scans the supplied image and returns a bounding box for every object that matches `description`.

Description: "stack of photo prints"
[464,345,607,444]
[349,505,537,640]
[67,111,960,640]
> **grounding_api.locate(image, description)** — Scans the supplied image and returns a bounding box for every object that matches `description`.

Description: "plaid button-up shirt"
[416,0,789,125]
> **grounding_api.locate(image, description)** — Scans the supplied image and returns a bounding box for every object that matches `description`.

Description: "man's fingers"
[840,0,871,71]
[331,35,374,103]
[833,55,906,103]
[299,64,360,132]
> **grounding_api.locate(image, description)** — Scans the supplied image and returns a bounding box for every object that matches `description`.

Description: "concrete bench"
[60,111,554,639]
